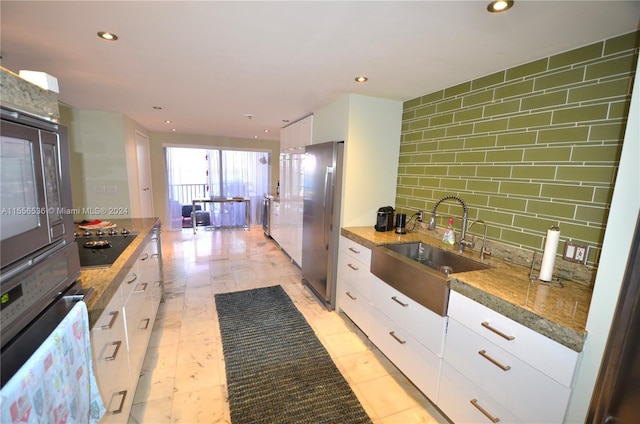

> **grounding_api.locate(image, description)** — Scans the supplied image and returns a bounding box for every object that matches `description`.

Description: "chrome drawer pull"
[346,291,357,300]
[478,350,511,371]
[138,318,151,330]
[107,390,128,415]
[126,273,138,285]
[101,311,119,330]
[140,252,150,261]
[133,282,148,293]
[103,340,122,361]
[391,296,408,307]
[347,263,359,271]
[348,247,361,254]
[389,331,407,344]
[481,321,515,341]
[470,398,500,423]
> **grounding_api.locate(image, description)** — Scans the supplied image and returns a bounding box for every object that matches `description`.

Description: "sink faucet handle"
[460,235,475,249]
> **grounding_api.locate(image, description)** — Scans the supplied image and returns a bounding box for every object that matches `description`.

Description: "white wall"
[61,106,150,220]
[63,107,130,218]
[313,94,402,227]
[565,55,640,423]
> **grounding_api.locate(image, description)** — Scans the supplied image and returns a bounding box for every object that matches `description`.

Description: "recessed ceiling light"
[487,0,513,13]
[355,76,368,83]
[97,31,118,41]
[264,129,269,133]
[153,106,163,110]
[282,119,290,123]
[171,128,177,132]
[165,120,172,124]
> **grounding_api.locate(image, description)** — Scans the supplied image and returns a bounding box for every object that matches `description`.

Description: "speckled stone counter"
[79,218,161,328]
[341,226,592,352]
[1,67,60,121]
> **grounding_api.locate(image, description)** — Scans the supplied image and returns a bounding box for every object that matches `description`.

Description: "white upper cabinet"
[280,115,313,152]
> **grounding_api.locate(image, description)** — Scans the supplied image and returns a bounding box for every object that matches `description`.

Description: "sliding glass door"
[166,147,269,229]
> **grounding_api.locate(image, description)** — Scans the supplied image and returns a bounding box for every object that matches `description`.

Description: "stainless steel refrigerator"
[301,141,344,309]
[587,211,640,423]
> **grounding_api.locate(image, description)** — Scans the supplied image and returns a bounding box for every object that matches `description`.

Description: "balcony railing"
[170,183,208,206]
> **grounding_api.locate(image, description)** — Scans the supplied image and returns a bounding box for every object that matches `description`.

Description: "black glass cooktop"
[76,233,138,268]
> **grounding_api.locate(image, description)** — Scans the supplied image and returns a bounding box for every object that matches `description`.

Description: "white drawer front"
[338,250,372,300]
[91,299,131,412]
[448,291,579,387]
[445,318,571,423]
[339,236,372,265]
[439,361,521,424]
[372,276,446,356]
[338,282,371,335]
[369,309,441,402]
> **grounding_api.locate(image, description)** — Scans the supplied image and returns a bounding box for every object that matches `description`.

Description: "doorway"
[135,131,154,217]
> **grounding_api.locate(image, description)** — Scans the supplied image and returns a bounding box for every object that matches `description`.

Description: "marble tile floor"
[128,226,449,424]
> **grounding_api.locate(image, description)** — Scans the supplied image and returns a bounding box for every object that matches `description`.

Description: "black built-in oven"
[0,106,84,387]
[0,242,86,386]
[0,106,74,274]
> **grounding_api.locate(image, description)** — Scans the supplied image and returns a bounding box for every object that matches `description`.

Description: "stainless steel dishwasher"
[262,195,271,237]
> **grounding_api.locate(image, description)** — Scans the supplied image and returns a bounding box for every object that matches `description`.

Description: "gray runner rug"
[215,285,373,424]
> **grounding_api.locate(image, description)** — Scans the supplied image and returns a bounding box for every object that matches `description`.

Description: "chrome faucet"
[467,220,492,260]
[428,195,470,253]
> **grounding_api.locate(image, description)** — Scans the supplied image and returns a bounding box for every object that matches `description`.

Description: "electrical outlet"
[417,210,423,222]
[563,239,590,265]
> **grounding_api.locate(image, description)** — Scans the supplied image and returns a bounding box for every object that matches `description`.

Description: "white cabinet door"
[444,318,571,423]
[369,272,444,402]
[447,291,578,387]
[338,237,372,299]
[124,235,163,385]
[439,361,521,424]
[91,286,132,422]
[298,115,313,146]
[91,229,163,423]
[371,275,446,356]
[442,291,579,424]
[281,115,312,151]
[337,251,372,334]
[273,152,303,266]
[336,236,373,333]
[369,309,442,402]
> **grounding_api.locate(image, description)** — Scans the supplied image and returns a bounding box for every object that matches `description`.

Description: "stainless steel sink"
[370,242,491,316]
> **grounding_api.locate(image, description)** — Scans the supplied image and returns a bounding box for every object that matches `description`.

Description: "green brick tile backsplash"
[397,31,639,271]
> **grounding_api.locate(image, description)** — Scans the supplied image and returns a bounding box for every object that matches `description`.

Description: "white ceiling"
[1,1,639,141]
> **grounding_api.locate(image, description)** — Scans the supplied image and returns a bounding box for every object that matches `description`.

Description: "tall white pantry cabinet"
[273,115,313,266]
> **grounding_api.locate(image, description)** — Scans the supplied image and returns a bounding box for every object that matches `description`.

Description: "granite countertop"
[79,218,160,327]
[341,226,592,352]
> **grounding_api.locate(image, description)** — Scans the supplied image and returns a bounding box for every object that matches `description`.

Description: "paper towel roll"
[539,226,560,281]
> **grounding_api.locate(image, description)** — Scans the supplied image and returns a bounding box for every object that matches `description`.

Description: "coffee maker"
[375,206,394,232]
